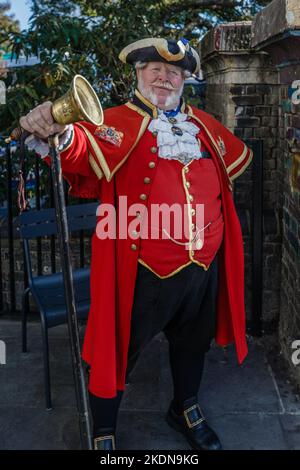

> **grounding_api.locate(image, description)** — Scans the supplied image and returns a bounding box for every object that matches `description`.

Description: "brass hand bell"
[7,74,103,142]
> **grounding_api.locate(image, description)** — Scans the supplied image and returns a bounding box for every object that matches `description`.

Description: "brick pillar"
[199,22,281,333]
[252,0,300,387]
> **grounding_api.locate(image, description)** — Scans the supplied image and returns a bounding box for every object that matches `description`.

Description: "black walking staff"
[9,75,104,450]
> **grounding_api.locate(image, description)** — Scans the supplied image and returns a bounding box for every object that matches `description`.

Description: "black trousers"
[89,254,219,434]
[126,255,218,379]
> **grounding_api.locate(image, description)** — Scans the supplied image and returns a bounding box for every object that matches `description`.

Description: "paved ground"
[0,318,300,450]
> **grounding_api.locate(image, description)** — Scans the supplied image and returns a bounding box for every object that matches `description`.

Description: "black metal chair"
[17,202,98,410]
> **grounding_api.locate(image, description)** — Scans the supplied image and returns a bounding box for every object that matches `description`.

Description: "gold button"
[136,211,141,218]
[186,181,191,189]
[144,177,151,184]
[132,230,139,236]
[191,208,196,216]
[131,244,137,251]
[189,194,194,202]
[149,161,156,169]
[191,250,195,256]
[191,223,195,230]
[152,131,158,137]
[184,166,189,173]
[140,194,147,201]
[150,146,157,153]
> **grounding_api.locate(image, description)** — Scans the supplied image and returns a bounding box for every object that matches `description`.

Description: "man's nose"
[157,68,168,81]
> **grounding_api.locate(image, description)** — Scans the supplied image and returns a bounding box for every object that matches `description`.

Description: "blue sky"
[8,0,32,30]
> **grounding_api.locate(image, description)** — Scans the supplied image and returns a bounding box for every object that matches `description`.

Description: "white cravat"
[148,110,202,164]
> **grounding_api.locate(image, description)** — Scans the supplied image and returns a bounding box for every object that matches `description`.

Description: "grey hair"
[134,60,191,78]
[183,69,191,78]
[134,61,148,70]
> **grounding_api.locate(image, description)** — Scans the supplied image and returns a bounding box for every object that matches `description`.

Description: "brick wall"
[200,22,282,332]
[252,0,300,389]
[199,0,300,389]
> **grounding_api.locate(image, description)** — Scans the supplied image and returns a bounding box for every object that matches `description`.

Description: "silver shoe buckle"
[183,403,205,429]
[93,434,116,450]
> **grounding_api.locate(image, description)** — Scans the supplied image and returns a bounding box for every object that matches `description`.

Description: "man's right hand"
[19,101,68,140]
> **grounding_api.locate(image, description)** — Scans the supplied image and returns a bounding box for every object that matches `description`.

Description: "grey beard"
[138,78,184,110]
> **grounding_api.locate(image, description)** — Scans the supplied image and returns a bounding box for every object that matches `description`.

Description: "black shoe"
[166,396,222,450]
[93,427,116,450]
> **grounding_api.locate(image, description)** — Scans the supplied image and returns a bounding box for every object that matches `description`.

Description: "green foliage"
[0,1,19,53]
[0,0,272,135]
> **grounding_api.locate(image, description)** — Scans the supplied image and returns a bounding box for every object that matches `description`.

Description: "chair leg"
[40,320,52,411]
[21,287,30,353]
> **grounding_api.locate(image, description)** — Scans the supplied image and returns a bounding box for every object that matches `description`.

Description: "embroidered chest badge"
[217,136,226,156]
[94,125,124,147]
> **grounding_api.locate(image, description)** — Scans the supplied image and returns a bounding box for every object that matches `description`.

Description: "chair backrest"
[17,202,99,239]
[17,202,99,284]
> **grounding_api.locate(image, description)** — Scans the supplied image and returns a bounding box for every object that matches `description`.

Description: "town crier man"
[21,37,253,451]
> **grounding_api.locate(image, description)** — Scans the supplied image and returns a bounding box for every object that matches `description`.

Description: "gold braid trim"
[229,149,253,181]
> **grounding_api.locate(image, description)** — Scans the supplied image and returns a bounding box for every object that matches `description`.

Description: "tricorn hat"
[119,37,200,75]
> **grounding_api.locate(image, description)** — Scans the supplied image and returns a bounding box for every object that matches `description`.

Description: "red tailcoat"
[44,91,253,398]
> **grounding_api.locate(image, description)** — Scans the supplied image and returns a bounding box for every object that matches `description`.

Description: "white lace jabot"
[148,110,202,165]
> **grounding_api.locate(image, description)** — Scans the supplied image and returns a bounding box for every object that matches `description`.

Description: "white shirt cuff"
[24,124,74,158]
